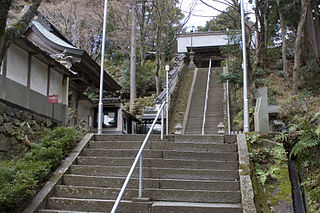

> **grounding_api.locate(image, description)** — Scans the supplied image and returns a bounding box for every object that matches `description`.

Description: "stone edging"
[237,134,257,213]
[23,133,93,213]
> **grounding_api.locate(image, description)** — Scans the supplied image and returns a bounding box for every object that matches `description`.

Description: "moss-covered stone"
[168,66,195,133]
[247,134,293,212]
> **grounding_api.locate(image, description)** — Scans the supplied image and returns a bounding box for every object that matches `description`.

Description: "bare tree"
[39,0,104,58]
[0,0,43,64]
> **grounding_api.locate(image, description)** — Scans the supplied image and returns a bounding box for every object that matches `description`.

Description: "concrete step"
[55,185,241,203]
[63,175,240,191]
[93,134,162,142]
[152,201,243,213]
[162,150,237,161]
[69,165,238,180]
[173,135,225,143]
[46,197,150,213]
[76,157,238,170]
[82,149,163,158]
[82,149,237,161]
[88,141,164,150]
[38,210,106,213]
[88,141,236,152]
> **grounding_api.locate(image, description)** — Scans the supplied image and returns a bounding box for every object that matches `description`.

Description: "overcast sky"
[179,0,228,29]
[180,0,255,29]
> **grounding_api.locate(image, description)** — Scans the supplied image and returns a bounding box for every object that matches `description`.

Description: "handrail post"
[110,101,165,213]
[202,59,212,135]
[165,64,169,136]
[139,154,143,198]
[161,108,164,140]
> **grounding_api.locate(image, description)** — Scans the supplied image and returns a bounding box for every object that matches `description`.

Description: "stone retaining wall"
[0,100,61,160]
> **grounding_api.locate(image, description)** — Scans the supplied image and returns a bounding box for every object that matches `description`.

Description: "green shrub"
[0,127,84,213]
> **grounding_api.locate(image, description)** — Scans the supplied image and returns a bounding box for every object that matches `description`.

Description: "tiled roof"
[32,21,78,50]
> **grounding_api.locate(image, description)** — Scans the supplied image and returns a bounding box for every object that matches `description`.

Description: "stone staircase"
[205,68,224,134]
[184,68,208,134]
[36,134,242,213]
[184,67,224,135]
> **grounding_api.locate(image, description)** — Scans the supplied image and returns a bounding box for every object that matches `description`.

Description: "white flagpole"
[98,0,109,134]
[241,0,249,132]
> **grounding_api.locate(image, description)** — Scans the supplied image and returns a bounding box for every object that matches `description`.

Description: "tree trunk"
[276,0,289,82]
[130,1,137,112]
[139,0,146,67]
[252,0,262,84]
[0,0,42,65]
[292,0,310,94]
[155,0,163,95]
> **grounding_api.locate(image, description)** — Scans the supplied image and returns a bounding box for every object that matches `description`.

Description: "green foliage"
[302,169,320,211]
[247,134,287,185]
[0,127,84,213]
[121,60,156,97]
[197,7,240,32]
[247,134,292,211]
[83,87,99,100]
[125,94,156,117]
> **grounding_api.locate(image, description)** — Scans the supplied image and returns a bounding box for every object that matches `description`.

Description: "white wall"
[6,44,28,86]
[49,69,63,103]
[30,57,48,96]
[177,33,228,53]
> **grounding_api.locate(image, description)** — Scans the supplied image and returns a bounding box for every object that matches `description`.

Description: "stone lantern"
[175,123,182,135]
[217,122,225,134]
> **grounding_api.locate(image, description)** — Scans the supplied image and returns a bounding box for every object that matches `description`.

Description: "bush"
[0,127,84,213]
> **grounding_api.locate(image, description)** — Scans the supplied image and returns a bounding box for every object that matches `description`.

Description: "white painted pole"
[98,0,109,134]
[241,0,249,132]
[165,64,169,135]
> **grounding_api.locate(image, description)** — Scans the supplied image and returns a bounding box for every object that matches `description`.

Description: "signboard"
[49,95,58,103]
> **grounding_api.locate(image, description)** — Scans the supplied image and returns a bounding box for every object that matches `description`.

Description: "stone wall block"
[0,102,5,113]
[14,109,21,119]
[13,118,21,127]
[46,119,52,128]
[0,134,10,151]
[4,123,15,135]
[0,126,4,133]
[3,113,11,122]
[21,111,28,120]
[6,107,15,117]
[33,114,43,123]
[32,123,41,131]
[0,115,4,125]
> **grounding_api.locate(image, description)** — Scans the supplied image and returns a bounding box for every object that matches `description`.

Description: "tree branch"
[0,0,43,64]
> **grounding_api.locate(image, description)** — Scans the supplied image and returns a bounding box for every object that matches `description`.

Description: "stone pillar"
[254,87,269,132]
[188,52,196,69]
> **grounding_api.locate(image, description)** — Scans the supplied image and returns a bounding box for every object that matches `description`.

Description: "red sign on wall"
[48,95,58,103]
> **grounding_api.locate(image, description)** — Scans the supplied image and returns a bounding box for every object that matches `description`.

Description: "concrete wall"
[5,77,28,108]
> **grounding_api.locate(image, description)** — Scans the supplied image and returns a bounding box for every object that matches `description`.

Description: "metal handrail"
[110,101,166,213]
[202,59,212,135]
